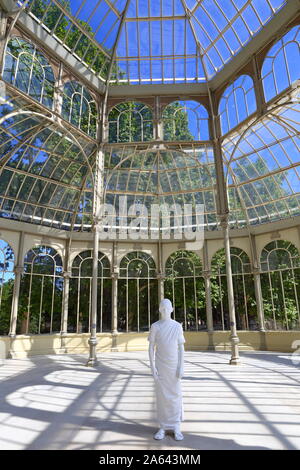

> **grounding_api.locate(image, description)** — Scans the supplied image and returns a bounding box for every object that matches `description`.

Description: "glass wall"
[164,250,206,331]
[68,250,111,333]
[0,239,15,335]
[262,25,300,102]
[108,102,153,143]
[211,247,258,330]
[162,100,209,141]
[260,240,300,330]
[118,251,158,332]
[62,81,98,138]
[219,75,256,135]
[17,245,63,334]
[3,37,55,109]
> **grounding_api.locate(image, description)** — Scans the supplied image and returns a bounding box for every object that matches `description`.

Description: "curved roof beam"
[0,110,95,185]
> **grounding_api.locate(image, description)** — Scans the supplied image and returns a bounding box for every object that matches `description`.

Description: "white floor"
[0,350,300,450]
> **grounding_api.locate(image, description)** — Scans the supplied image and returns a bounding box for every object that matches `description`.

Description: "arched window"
[262,25,300,102]
[62,81,98,138]
[164,250,205,331]
[211,247,257,331]
[260,240,300,330]
[69,251,111,333]
[18,246,63,334]
[108,101,153,143]
[219,75,257,135]
[118,251,158,332]
[0,239,14,336]
[162,100,209,141]
[3,37,55,109]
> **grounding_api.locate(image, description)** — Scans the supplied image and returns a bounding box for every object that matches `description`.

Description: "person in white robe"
[148,298,185,440]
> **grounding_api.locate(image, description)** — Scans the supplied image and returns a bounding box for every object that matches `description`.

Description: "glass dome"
[16,0,287,85]
[0,0,298,234]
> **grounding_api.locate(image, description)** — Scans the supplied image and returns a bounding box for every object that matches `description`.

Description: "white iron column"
[157,227,164,302]
[9,264,23,336]
[111,270,118,335]
[61,271,70,335]
[8,231,25,358]
[203,239,214,333]
[253,267,266,332]
[111,241,119,336]
[111,266,119,352]
[210,85,241,365]
[60,237,71,353]
[249,234,265,332]
[86,138,104,366]
[157,272,165,303]
[154,96,163,140]
[203,271,213,332]
[221,215,240,365]
[86,224,100,366]
[54,61,64,116]
[0,6,8,69]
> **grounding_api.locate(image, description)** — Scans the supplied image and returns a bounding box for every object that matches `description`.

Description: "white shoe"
[174,429,184,441]
[154,428,165,440]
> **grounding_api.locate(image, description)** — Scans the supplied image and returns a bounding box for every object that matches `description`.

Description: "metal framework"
[211,246,258,331]
[69,250,111,333]
[108,101,153,143]
[218,74,257,135]
[0,239,14,335]
[165,249,205,331]
[0,0,299,366]
[18,244,63,335]
[118,250,158,332]
[162,100,210,141]
[260,240,300,330]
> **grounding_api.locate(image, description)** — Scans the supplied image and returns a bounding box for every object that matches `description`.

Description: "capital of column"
[203,270,211,280]
[157,272,165,281]
[153,117,162,125]
[63,271,72,279]
[218,213,229,230]
[93,219,103,232]
[111,269,119,280]
[13,265,24,275]
[252,266,261,275]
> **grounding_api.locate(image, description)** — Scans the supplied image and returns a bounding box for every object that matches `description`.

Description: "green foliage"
[68,277,112,333]
[108,100,196,143]
[16,273,63,334]
[164,251,206,329]
[28,0,109,78]
[163,102,194,141]
[5,37,55,108]
[62,82,98,138]
[117,278,158,331]
[261,268,300,329]
[230,154,294,222]
[211,248,258,330]
[108,102,153,143]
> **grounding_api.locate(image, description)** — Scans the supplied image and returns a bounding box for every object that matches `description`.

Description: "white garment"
[148,319,185,430]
